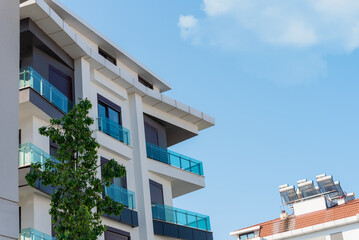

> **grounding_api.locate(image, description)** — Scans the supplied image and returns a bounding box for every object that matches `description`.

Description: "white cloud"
[178,15,199,42]
[202,0,238,16]
[180,0,359,50]
[276,21,317,47]
[178,0,359,85]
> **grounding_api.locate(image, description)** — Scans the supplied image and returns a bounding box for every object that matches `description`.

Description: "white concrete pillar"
[74,57,97,119]
[0,0,19,239]
[129,93,154,240]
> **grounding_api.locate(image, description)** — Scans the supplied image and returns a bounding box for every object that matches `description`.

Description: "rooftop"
[231,198,359,238]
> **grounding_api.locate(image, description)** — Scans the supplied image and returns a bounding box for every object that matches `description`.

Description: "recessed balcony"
[146,142,204,176]
[20,228,55,240]
[19,67,73,114]
[97,117,131,146]
[18,143,54,169]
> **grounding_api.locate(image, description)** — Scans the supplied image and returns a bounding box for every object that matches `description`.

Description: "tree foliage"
[26,99,126,240]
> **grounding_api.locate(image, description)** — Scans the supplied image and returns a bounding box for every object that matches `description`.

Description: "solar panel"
[346,193,355,201]
[298,180,319,198]
[316,175,343,198]
[317,175,336,192]
[279,185,299,203]
[334,181,344,197]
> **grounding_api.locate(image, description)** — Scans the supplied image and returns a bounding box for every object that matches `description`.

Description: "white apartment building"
[230,175,358,240]
[3,0,215,239]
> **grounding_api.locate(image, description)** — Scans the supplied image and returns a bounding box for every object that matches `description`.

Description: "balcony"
[146,143,204,176]
[102,184,138,227]
[152,203,211,232]
[104,184,136,210]
[97,117,131,146]
[19,66,73,114]
[20,228,56,240]
[18,143,54,170]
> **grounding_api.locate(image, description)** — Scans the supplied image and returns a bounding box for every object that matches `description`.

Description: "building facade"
[0,1,20,240]
[230,175,358,240]
[16,0,214,239]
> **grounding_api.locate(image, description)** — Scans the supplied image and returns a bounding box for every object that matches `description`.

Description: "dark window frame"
[98,48,117,66]
[149,179,164,205]
[105,226,130,240]
[19,207,21,233]
[100,156,127,189]
[138,76,153,89]
[50,141,59,158]
[144,122,159,146]
[49,65,73,101]
[97,94,122,125]
[238,232,255,240]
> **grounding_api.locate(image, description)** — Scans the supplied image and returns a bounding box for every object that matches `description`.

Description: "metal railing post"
[50,86,53,103]
[174,209,177,224]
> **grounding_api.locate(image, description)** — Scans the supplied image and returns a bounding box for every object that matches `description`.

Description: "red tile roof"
[234,199,359,237]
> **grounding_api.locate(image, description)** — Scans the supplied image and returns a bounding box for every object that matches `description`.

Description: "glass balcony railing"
[97,117,130,145]
[104,184,136,210]
[20,228,56,240]
[19,66,73,113]
[18,143,55,170]
[152,203,211,231]
[146,142,204,176]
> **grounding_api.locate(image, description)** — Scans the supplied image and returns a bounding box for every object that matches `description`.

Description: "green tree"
[26,99,125,240]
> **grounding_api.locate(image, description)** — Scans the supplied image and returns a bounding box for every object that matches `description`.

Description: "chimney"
[280,210,288,220]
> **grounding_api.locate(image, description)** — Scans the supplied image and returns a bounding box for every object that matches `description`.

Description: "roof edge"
[44,0,172,92]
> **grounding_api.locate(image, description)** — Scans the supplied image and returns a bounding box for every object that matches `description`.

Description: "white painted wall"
[293,196,327,216]
[0,0,19,239]
[148,172,173,206]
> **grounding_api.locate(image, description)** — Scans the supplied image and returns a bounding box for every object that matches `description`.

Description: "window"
[238,232,255,240]
[97,95,129,144]
[101,157,127,189]
[98,94,122,125]
[104,227,130,240]
[144,122,159,146]
[49,65,73,101]
[50,141,58,158]
[99,48,117,66]
[330,232,344,240]
[138,76,153,89]
[149,179,164,205]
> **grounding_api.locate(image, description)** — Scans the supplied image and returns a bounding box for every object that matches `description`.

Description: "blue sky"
[59,0,359,239]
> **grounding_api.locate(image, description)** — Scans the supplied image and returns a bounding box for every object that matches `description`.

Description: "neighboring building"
[0,1,19,240]
[230,174,358,240]
[16,0,215,239]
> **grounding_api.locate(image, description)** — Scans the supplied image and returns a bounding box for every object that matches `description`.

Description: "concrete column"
[0,0,19,239]
[129,93,154,240]
[74,57,97,119]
